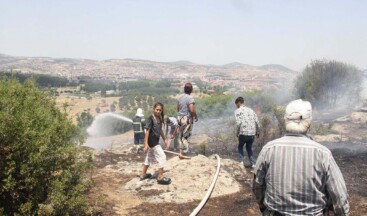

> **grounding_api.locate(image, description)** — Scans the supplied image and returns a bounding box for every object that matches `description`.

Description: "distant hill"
[169,60,196,66]
[222,62,253,69]
[259,64,296,73]
[0,53,298,89]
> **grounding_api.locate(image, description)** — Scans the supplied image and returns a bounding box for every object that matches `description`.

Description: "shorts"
[144,145,166,169]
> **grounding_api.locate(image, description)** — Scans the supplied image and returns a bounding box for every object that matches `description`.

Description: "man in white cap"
[132,108,145,152]
[253,99,349,216]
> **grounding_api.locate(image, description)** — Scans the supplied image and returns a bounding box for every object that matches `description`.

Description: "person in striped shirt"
[253,99,349,216]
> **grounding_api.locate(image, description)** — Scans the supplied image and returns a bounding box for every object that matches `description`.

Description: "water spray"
[87,112,133,137]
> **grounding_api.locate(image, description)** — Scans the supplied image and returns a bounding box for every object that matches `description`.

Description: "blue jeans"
[238,135,255,166]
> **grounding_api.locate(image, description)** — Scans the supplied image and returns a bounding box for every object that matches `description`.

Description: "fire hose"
[190,154,221,216]
[163,150,180,156]
[163,151,221,215]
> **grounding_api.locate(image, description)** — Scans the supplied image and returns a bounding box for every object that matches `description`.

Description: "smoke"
[323,141,367,153]
[360,76,367,100]
[87,112,133,138]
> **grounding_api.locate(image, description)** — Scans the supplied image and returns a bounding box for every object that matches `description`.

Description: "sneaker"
[239,161,245,166]
[251,165,255,169]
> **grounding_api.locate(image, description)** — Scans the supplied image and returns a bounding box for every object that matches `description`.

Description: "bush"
[294,59,362,108]
[0,78,92,215]
[77,111,94,137]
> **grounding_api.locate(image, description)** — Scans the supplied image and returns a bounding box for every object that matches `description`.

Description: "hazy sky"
[0,0,366,71]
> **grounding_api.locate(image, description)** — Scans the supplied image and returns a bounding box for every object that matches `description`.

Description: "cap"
[284,99,312,122]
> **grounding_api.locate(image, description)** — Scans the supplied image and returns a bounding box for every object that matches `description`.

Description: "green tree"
[0,78,92,215]
[77,111,94,128]
[294,60,362,107]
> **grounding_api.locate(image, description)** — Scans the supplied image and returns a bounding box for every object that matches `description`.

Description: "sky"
[0,0,366,71]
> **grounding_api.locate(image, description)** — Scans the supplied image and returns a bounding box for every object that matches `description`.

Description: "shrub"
[294,59,362,108]
[0,78,92,215]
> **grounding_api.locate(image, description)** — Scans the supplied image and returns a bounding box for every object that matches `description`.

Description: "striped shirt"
[253,134,349,216]
[235,105,259,136]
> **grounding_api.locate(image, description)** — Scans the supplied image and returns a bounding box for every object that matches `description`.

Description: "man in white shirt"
[234,96,260,168]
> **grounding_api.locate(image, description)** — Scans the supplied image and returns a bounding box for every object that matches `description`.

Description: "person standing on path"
[177,82,198,159]
[234,96,260,168]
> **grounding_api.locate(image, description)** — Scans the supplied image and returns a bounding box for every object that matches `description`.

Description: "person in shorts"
[140,102,171,185]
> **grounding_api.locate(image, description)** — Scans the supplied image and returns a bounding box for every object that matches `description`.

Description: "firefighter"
[132,108,145,153]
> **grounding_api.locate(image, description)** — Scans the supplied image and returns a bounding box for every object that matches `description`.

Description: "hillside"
[0,53,297,90]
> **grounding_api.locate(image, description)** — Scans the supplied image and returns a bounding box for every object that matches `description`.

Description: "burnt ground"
[330,147,367,215]
[88,143,367,216]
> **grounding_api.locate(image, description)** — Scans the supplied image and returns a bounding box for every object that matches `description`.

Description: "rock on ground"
[101,145,246,203]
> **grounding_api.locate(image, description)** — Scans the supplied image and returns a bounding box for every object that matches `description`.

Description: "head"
[153,102,164,121]
[136,108,144,117]
[284,99,312,134]
[235,96,244,108]
[184,83,193,94]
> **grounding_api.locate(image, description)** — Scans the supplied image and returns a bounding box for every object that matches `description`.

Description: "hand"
[144,145,149,153]
[170,134,174,139]
[164,141,170,150]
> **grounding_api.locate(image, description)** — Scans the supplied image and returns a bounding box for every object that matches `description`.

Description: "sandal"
[157,177,171,185]
[140,173,152,181]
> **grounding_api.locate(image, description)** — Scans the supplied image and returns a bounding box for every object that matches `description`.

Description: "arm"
[144,129,150,153]
[161,128,168,149]
[189,103,198,121]
[325,155,350,215]
[235,110,242,136]
[253,149,268,212]
[165,123,169,138]
[172,126,178,138]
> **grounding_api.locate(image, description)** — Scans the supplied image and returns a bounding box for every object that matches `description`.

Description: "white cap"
[284,99,312,122]
[136,108,144,117]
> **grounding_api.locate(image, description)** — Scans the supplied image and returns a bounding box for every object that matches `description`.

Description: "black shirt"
[144,115,162,148]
